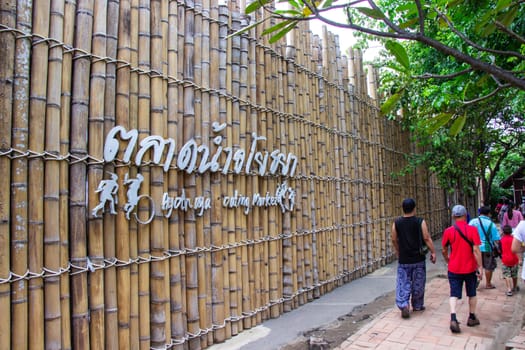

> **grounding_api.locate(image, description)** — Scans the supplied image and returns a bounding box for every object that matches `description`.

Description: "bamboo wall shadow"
[0,1,449,349]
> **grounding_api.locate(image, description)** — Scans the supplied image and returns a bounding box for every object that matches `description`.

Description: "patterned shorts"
[502,264,518,278]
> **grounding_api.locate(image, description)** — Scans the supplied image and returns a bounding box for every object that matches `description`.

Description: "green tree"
[239,0,525,98]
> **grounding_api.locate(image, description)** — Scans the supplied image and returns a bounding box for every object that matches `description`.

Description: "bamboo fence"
[0,0,449,349]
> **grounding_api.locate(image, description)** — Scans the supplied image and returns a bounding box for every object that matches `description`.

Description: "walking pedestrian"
[500,225,520,296]
[391,198,437,319]
[511,220,525,284]
[442,204,483,333]
[469,206,501,289]
[501,201,524,230]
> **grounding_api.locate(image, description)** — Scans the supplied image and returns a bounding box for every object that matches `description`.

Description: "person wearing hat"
[391,198,437,319]
[442,204,483,333]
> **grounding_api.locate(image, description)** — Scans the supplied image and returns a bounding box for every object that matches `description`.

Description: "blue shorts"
[448,271,477,299]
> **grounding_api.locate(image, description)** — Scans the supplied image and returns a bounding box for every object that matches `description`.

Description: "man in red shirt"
[442,205,483,333]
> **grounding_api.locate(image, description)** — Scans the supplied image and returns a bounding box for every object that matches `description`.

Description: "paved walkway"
[335,269,524,350]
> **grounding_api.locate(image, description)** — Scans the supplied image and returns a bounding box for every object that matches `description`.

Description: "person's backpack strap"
[454,223,474,252]
[478,217,494,252]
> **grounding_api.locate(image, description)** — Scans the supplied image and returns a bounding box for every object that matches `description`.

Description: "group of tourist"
[391,198,525,334]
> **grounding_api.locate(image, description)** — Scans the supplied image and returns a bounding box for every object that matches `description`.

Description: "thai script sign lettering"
[93,124,298,224]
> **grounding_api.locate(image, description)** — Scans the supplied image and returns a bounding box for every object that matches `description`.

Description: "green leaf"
[274,9,302,16]
[262,20,294,35]
[227,18,268,38]
[427,113,453,134]
[355,7,386,20]
[399,17,418,30]
[269,22,297,43]
[246,0,273,14]
[322,0,334,9]
[288,0,302,10]
[385,40,410,70]
[449,114,466,136]
[496,0,512,11]
[497,6,519,28]
[380,92,402,116]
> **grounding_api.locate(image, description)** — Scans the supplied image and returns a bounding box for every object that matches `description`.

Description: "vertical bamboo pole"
[137,0,152,349]
[182,0,201,346]
[128,1,140,348]
[102,1,119,348]
[218,3,232,338]
[27,1,49,349]
[347,49,361,277]
[44,0,66,348]
[10,2,32,349]
[341,58,353,280]
[281,28,293,312]
[0,2,16,348]
[199,0,214,344]
[115,0,132,348]
[254,9,269,321]
[293,30,306,306]
[192,0,209,347]
[161,1,172,344]
[176,0,190,346]
[246,16,262,324]
[237,17,253,329]
[10,22,29,344]
[209,0,226,342]
[87,1,108,349]
[228,8,243,334]
[59,1,76,347]
[70,0,94,348]
[167,0,184,345]
[149,0,170,348]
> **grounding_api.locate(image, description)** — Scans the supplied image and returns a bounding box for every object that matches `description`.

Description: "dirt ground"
[281,291,397,350]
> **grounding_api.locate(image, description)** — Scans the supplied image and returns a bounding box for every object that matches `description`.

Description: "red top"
[442,221,481,274]
[501,234,519,267]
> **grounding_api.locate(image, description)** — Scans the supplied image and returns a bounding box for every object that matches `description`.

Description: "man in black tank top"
[391,198,436,319]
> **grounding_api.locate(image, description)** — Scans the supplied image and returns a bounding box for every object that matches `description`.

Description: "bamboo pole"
[201,0,217,345]
[27,1,50,349]
[180,1,202,349]
[237,17,253,329]
[149,0,170,348]
[102,1,120,348]
[246,15,262,325]
[128,1,140,349]
[208,1,227,342]
[43,0,67,348]
[115,1,132,348]
[59,1,76,347]
[70,0,94,348]
[253,10,270,321]
[198,0,214,344]
[87,1,108,349]
[0,2,16,348]
[229,9,244,335]
[192,0,210,347]
[218,3,232,338]
[136,0,152,349]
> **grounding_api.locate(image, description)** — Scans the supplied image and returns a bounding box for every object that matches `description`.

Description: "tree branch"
[413,68,473,80]
[463,84,512,105]
[434,7,525,61]
[414,0,425,34]
[495,21,525,45]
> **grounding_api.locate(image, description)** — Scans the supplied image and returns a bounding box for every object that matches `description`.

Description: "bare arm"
[512,237,524,254]
[473,245,483,281]
[391,222,399,257]
[421,220,436,263]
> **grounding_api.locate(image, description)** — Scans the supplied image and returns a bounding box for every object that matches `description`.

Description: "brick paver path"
[336,271,523,350]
